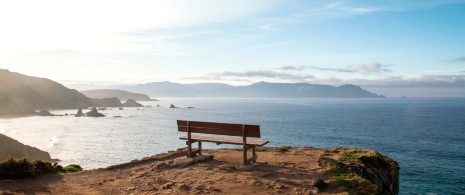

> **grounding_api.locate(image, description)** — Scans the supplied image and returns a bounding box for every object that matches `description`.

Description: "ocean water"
[1,98,464,194]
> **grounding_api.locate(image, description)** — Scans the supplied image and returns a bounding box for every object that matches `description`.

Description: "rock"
[75,108,84,117]
[38,110,55,116]
[162,182,175,189]
[173,155,213,167]
[169,104,176,108]
[154,177,172,185]
[318,148,399,195]
[194,184,205,190]
[122,99,144,107]
[86,107,105,117]
[177,184,191,191]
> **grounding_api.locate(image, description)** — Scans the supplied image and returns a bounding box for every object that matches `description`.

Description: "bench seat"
[180,135,269,147]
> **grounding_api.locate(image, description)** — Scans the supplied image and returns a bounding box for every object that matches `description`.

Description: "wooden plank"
[180,135,269,147]
[177,120,261,138]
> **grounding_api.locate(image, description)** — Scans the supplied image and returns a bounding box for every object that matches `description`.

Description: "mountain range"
[119,81,385,98]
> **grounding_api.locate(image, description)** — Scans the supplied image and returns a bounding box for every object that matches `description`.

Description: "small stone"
[162,182,175,189]
[177,184,191,191]
[195,184,206,190]
[154,177,172,185]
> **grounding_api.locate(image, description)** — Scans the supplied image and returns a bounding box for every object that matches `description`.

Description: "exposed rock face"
[86,107,105,117]
[122,99,144,107]
[0,133,51,162]
[318,148,399,195]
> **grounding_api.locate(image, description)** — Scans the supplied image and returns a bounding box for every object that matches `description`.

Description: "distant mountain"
[0,69,124,116]
[121,81,385,98]
[80,89,155,101]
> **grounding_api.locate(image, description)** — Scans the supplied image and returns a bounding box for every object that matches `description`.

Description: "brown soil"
[0,147,346,195]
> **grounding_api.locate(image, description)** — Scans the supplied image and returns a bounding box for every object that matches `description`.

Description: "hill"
[0,133,51,162]
[80,89,155,101]
[0,69,123,116]
[122,81,385,98]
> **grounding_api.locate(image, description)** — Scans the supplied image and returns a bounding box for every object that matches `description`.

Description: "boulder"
[86,107,105,117]
[122,99,144,107]
[169,104,176,108]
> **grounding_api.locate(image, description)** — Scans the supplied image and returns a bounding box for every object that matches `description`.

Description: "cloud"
[347,75,465,88]
[278,62,392,74]
[449,56,465,62]
[186,70,315,83]
[212,70,314,80]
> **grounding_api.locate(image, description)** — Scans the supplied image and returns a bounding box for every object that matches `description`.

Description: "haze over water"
[1,98,464,194]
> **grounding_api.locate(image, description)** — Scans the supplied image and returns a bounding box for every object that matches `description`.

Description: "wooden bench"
[177,120,269,165]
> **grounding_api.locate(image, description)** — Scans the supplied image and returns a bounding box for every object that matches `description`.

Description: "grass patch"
[55,164,83,174]
[341,148,378,163]
[325,149,379,195]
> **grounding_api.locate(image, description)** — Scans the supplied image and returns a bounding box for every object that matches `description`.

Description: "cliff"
[0,133,51,162]
[0,147,398,194]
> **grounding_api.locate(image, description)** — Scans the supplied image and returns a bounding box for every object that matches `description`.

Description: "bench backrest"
[177,120,261,138]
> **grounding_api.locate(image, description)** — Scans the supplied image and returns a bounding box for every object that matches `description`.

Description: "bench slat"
[177,120,261,138]
[180,135,269,147]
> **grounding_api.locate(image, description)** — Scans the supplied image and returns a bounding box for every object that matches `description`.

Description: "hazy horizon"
[1,1,464,97]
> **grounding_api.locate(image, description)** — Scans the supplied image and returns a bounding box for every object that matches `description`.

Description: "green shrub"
[0,157,55,179]
[56,164,83,174]
[0,157,83,179]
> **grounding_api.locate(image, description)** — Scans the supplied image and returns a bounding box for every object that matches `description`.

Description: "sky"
[0,0,464,97]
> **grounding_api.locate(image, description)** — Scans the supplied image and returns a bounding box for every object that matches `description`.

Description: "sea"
[1,98,464,194]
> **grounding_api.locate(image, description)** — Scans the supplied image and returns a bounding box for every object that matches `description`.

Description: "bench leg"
[198,141,202,155]
[187,140,193,157]
[252,146,257,163]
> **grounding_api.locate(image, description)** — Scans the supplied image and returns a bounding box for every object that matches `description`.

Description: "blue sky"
[0,0,464,97]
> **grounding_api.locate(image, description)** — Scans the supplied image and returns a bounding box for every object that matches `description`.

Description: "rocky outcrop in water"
[122,99,144,107]
[38,110,56,116]
[86,107,105,117]
[0,133,51,162]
